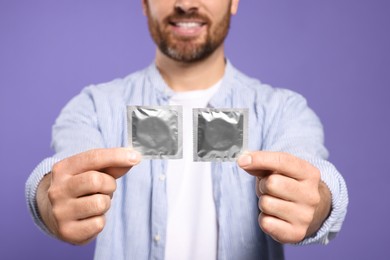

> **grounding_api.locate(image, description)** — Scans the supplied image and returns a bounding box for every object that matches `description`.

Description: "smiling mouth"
[167,20,207,38]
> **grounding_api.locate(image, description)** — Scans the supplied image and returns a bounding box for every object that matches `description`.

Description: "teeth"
[175,22,201,28]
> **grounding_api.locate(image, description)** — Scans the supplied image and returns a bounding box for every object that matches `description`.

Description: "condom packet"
[193,108,248,161]
[127,106,183,159]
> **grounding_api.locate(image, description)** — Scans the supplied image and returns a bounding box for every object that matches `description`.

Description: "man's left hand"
[238,151,331,244]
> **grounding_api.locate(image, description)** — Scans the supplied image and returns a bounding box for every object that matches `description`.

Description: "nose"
[174,0,200,14]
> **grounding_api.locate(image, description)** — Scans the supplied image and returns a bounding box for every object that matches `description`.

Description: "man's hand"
[237,151,331,244]
[36,148,141,245]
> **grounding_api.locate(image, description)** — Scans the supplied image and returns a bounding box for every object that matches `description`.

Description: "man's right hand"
[36,148,141,245]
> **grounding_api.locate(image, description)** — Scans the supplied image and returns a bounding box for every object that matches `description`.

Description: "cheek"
[147,1,171,19]
[209,3,231,22]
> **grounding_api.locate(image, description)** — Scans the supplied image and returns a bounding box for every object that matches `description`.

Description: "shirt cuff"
[25,157,62,237]
[298,158,348,245]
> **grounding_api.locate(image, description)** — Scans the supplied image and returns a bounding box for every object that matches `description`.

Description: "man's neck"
[155,45,226,92]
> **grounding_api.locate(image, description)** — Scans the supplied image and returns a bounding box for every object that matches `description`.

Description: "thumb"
[237,152,272,178]
[103,149,142,179]
[104,166,136,179]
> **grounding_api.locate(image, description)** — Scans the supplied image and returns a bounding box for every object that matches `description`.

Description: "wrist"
[36,173,57,236]
[306,181,332,238]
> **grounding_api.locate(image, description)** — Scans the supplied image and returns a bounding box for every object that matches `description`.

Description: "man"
[26,0,348,259]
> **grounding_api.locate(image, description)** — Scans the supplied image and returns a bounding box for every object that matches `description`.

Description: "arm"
[238,90,347,244]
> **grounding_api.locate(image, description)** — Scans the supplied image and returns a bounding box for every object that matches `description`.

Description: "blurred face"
[143,0,239,63]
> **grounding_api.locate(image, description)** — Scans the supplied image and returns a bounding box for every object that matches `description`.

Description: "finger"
[71,194,111,220]
[258,173,301,202]
[67,171,117,198]
[53,148,141,178]
[255,177,261,198]
[255,177,266,198]
[258,194,297,223]
[259,213,306,244]
[52,194,111,222]
[58,216,106,245]
[238,151,314,180]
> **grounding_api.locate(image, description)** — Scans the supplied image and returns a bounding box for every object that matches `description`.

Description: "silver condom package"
[193,108,248,161]
[127,106,183,159]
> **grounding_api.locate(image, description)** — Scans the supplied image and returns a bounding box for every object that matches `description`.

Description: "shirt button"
[159,174,166,181]
[154,234,161,242]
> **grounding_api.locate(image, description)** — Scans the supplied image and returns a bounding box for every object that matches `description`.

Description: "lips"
[166,14,209,38]
[168,20,207,37]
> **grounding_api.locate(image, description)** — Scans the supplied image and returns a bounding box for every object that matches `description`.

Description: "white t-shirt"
[165,80,222,260]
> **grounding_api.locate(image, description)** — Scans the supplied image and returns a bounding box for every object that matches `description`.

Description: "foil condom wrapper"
[193,108,248,161]
[127,106,183,159]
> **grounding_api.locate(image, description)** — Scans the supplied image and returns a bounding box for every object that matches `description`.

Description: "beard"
[145,4,231,63]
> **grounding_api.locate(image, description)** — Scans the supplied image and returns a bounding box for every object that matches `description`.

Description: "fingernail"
[238,154,252,167]
[128,150,140,162]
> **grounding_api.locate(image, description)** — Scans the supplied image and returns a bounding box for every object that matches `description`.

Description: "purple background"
[1,0,389,259]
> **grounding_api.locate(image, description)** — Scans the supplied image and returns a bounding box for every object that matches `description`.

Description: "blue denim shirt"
[26,61,348,260]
